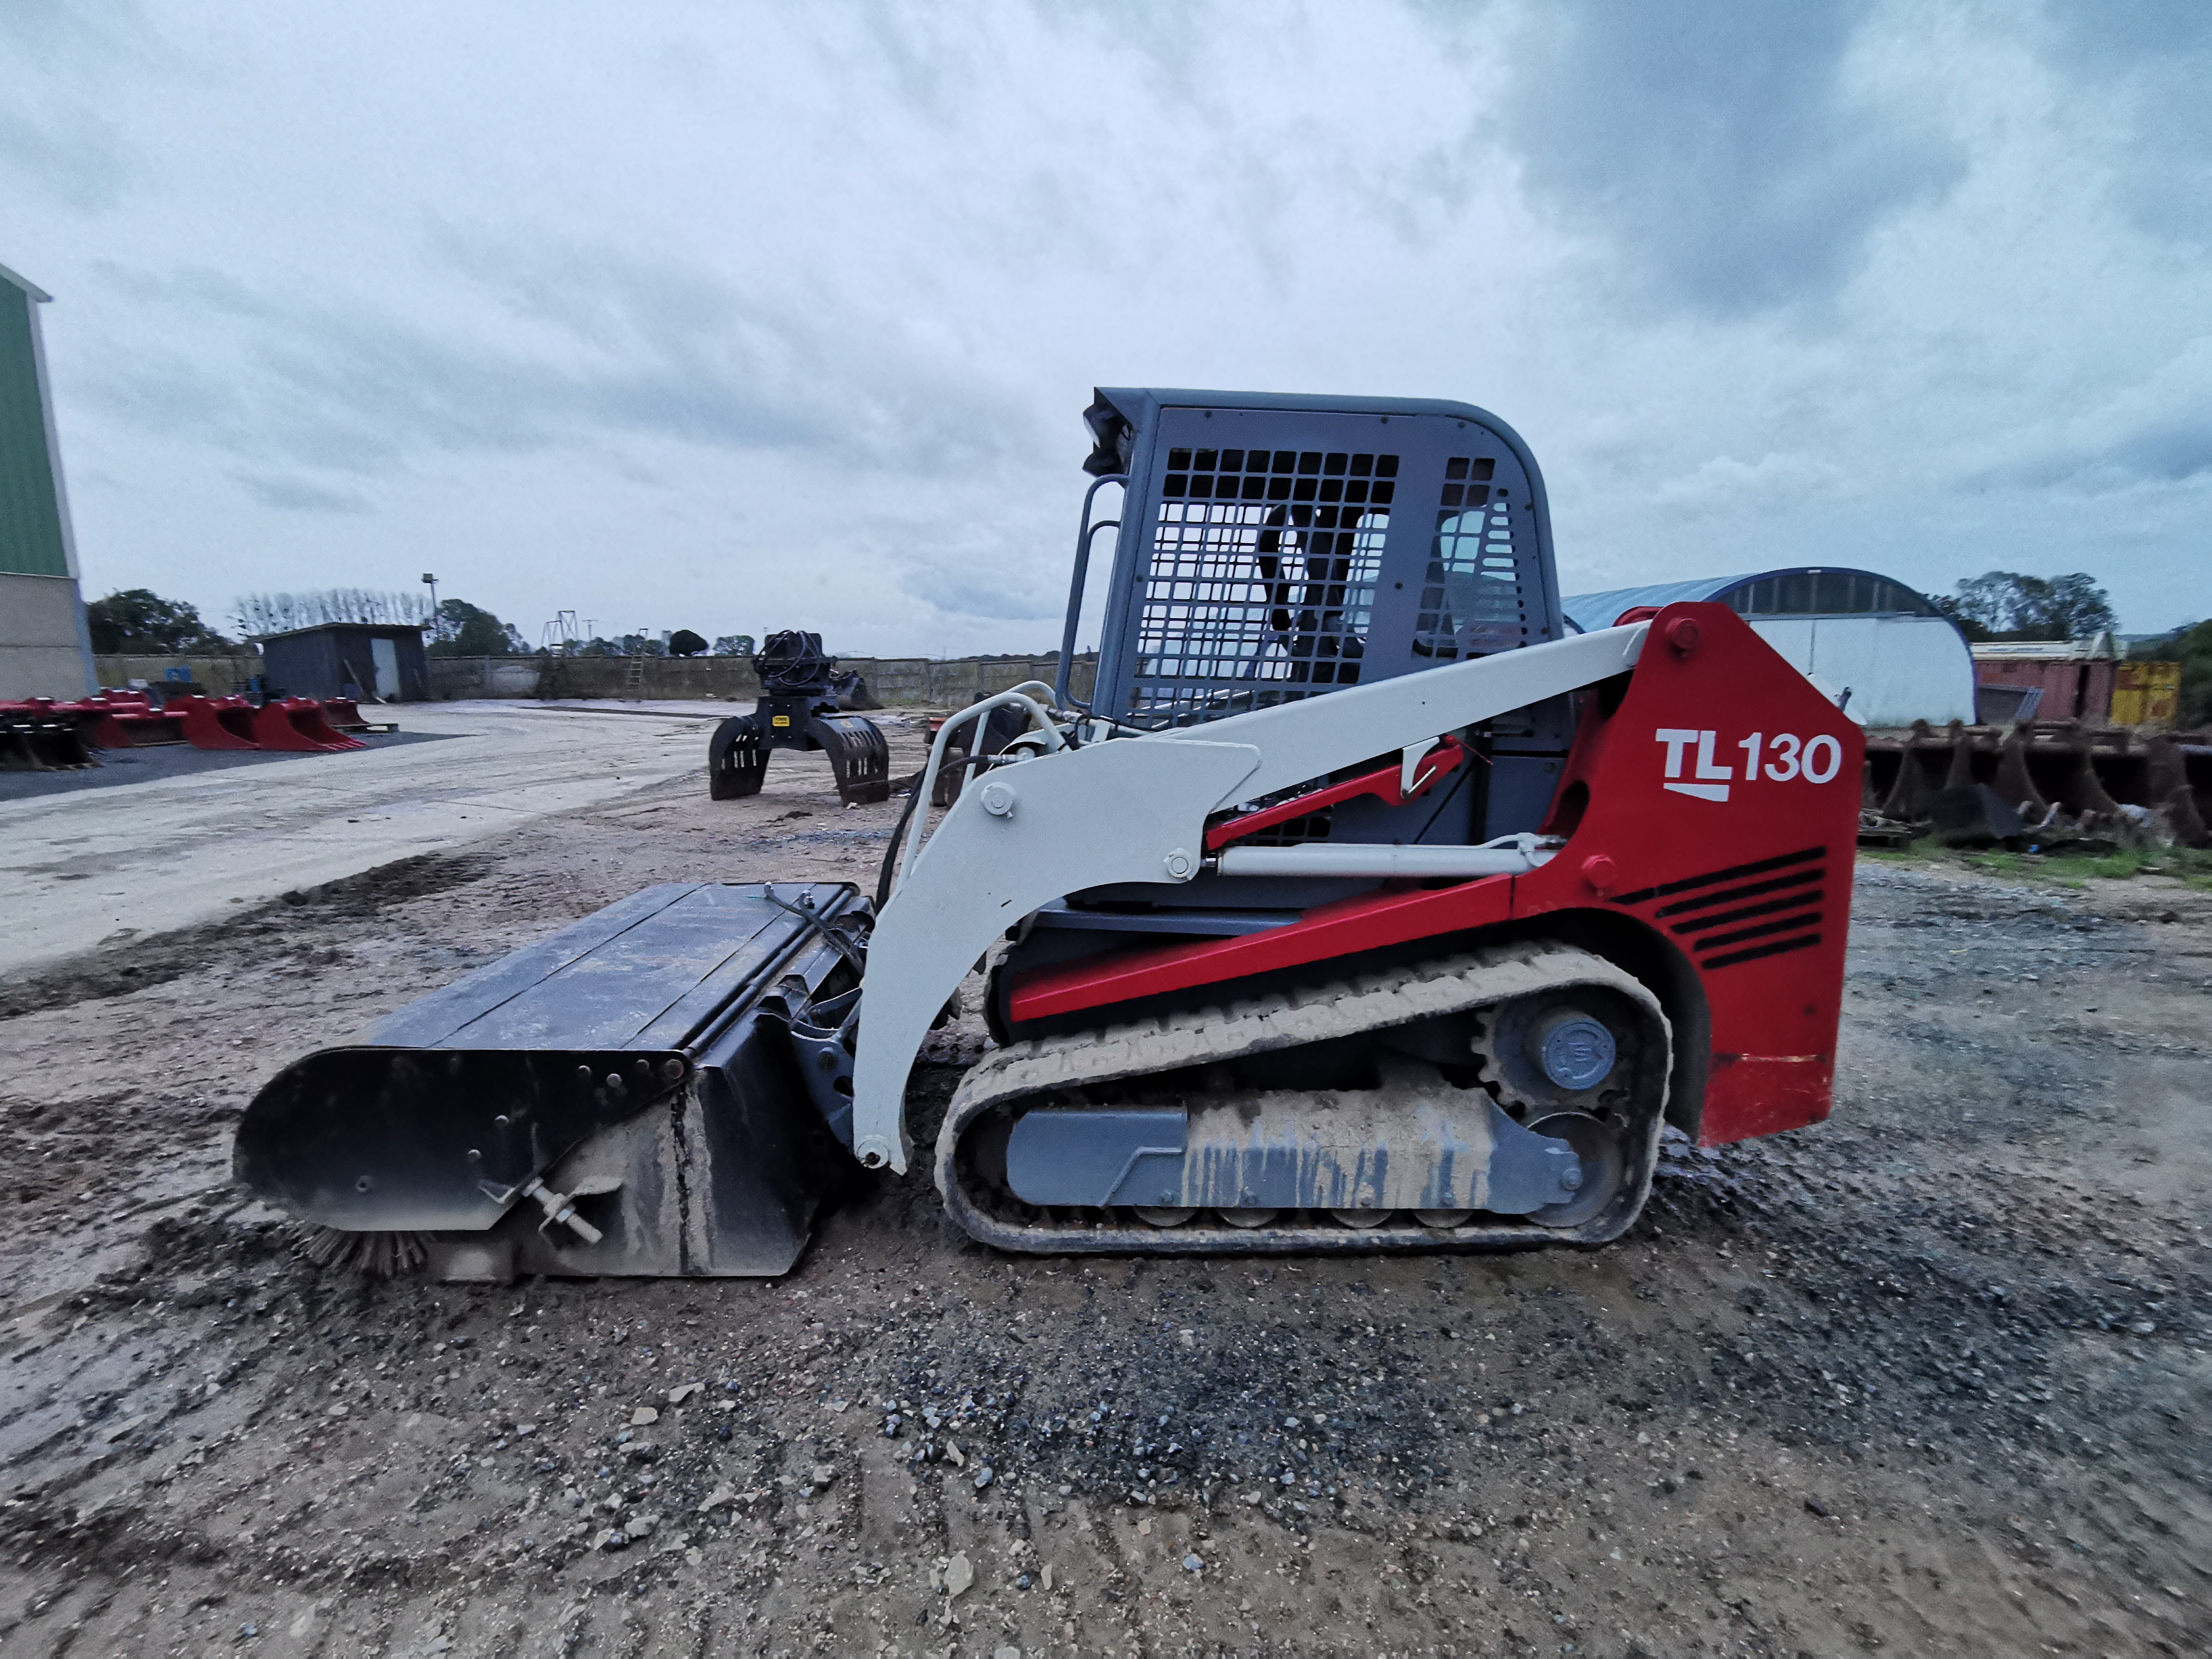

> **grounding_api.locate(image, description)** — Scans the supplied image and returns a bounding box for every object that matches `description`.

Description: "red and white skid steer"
[236,390,1863,1278]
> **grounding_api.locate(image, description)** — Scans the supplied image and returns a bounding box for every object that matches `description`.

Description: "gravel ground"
[0,743,2206,1658]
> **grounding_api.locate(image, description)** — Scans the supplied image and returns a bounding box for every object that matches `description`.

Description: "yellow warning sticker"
[771,715,792,727]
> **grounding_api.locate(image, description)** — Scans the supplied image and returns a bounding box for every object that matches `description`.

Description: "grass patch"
[1864,841,2212,887]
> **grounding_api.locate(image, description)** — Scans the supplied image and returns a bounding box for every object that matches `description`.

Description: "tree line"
[82,589,759,661]
[1930,570,2205,723]
[1933,570,2116,642]
[84,577,2197,721]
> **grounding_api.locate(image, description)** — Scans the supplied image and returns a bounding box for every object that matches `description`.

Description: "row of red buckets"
[0,690,374,770]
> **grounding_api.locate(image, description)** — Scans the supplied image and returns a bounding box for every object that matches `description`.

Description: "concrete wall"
[84,651,1095,707]
[92,652,264,695]
[445,653,1098,707]
[430,657,548,698]
[846,655,1097,707]
[0,571,94,698]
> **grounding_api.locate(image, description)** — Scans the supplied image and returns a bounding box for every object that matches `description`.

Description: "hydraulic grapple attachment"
[234,882,866,1280]
[708,631,891,807]
[710,707,890,807]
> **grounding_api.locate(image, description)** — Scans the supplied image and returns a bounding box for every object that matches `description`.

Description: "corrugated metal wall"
[0,279,70,580]
[1974,658,2117,722]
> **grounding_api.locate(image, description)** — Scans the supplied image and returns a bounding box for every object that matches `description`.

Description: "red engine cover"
[1517,603,1864,1142]
[1006,604,1864,1147]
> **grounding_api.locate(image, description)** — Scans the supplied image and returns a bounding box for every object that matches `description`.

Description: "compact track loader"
[236,390,1862,1278]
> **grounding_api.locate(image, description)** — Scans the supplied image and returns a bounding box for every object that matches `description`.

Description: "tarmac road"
[0,701,726,984]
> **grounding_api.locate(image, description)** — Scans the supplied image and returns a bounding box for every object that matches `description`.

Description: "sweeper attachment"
[238,389,1861,1278]
[707,630,890,806]
[236,882,867,1279]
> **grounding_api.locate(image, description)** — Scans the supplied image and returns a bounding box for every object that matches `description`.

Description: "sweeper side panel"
[234,881,866,1280]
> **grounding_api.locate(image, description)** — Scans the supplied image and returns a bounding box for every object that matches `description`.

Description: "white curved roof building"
[1563,567,1975,727]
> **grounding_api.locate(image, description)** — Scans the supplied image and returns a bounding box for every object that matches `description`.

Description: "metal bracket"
[784,1013,857,1149]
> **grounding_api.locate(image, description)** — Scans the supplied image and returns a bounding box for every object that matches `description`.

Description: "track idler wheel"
[1522,1113,1626,1228]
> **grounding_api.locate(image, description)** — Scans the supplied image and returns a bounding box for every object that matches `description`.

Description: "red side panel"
[1011,879,1515,1021]
[1005,605,1863,1147]
[1513,605,1863,1143]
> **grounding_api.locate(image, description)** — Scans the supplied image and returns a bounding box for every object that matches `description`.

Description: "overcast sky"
[5,0,2207,653]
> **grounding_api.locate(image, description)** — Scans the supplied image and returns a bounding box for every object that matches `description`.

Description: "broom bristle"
[292,1224,429,1277]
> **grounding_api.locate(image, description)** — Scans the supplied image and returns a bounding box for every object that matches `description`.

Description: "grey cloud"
[0,107,135,212]
[2037,2,2212,245]
[881,495,1075,625]
[2068,409,2212,486]
[0,0,158,74]
[1501,0,1964,314]
[0,1,158,211]
[913,573,1064,624]
[14,2,2206,640]
[88,240,1036,481]
[228,472,371,514]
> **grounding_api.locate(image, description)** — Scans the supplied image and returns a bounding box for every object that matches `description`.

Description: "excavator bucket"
[252,697,365,752]
[234,882,868,1280]
[0,703,98,769]
[321,697,372,732]
[807,713,891,806]
[77,694,186,747]
[830,670,883,711]
[0,719,36,771]
[169,694,263,751]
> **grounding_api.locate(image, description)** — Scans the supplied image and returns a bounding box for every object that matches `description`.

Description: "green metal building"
[0,260,94,699]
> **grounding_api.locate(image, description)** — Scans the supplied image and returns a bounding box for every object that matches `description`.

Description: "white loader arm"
[849,623,1649,1170]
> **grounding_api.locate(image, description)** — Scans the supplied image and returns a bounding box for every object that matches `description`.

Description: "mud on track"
[1,746,2207,1657]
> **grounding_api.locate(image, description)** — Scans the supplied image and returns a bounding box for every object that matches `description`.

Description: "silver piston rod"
[1213,833,1557,879]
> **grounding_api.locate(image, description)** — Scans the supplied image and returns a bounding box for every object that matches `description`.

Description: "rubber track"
[935,941,1670,1255]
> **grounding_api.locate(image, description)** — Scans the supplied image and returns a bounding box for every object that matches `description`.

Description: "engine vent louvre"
[1611,845,1828,973]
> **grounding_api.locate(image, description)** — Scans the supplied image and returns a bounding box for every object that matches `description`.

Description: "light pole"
[421,572,439,639]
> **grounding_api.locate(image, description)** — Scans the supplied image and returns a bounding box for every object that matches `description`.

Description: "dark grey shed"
[261,622,430,703]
